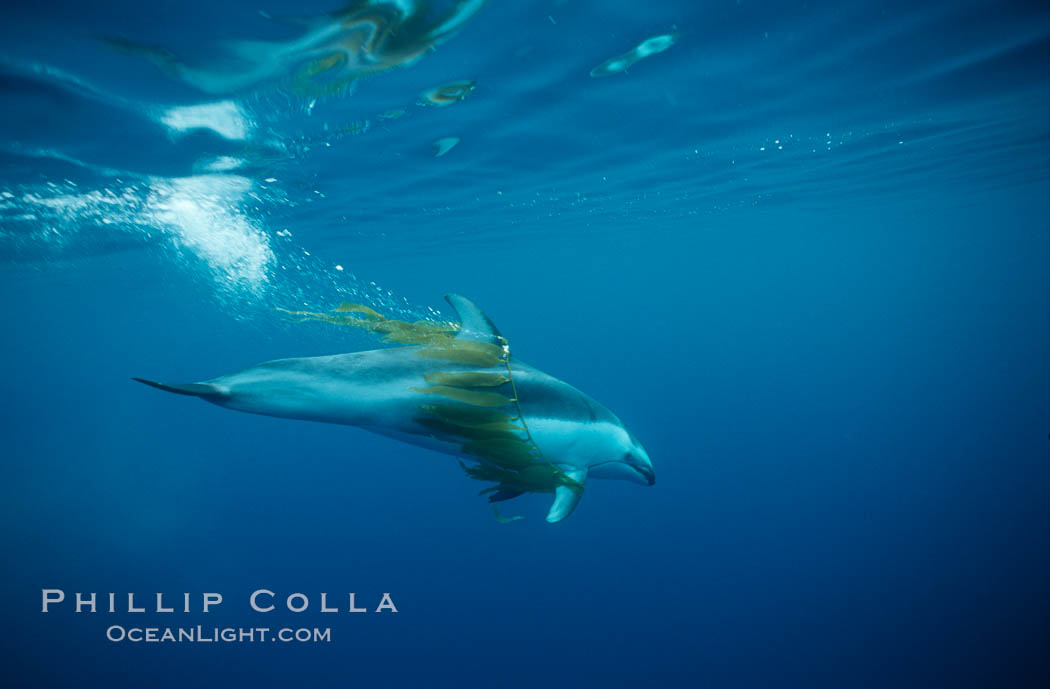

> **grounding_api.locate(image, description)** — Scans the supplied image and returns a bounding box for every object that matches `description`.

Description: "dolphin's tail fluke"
[132,378,225,399]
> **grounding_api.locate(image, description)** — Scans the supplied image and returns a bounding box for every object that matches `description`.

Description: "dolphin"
[135,295,654,522]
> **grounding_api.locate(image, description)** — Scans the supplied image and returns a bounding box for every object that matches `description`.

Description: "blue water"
[2,1,1049,687]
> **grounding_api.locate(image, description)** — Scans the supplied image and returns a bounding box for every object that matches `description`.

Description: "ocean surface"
[1,1,1048,687]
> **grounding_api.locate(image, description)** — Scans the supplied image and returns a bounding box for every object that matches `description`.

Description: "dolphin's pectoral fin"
[546,468,587,523]
[546,486,583,523]
[133,378,226,400]
[445,294,504,345]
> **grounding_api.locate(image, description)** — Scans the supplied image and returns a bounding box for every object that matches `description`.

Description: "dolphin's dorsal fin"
[546,468,587,523]
[445,294,504,345]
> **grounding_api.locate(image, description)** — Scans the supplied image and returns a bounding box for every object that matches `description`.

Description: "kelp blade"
[423,371,509,388]
[278,304,457,346]
[410,385,513,407]
[419,402,516,427]
[415,340,504,367]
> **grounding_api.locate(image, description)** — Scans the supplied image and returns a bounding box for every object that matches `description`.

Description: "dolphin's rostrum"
[135,295,653,522]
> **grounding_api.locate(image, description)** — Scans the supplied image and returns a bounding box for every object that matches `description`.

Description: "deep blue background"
[1,1,1049,687]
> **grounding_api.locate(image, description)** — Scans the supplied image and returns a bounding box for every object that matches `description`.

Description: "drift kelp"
[280,300,586,511]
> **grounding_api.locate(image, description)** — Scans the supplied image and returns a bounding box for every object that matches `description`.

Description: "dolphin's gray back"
[509,360,621,427]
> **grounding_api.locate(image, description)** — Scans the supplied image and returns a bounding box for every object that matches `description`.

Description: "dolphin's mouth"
[590,459,655,485]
